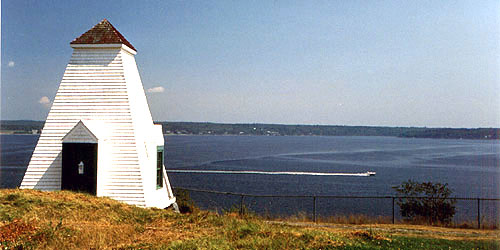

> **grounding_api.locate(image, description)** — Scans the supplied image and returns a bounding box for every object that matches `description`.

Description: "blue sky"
[2,0,499,128]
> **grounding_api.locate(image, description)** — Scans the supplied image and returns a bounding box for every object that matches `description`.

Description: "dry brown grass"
[0,189,498,249]
[0,219,38,243]
[265,212,499,230]
[318,214,392,225]
[0,189,185,248]
[290,222,500,241]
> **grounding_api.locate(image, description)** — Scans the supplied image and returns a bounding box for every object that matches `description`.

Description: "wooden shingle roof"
[70,19,136,52]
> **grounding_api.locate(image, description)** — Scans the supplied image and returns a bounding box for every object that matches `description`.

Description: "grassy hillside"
[0,189,498,249]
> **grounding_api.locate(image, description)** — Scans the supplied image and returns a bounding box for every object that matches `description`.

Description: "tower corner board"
[20,19,176,209]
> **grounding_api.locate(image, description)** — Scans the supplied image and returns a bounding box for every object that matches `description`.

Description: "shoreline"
[5,132,500,140]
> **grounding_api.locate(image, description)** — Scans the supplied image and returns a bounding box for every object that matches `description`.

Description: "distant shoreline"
[157,122,499,140]
[1,120,499,140]
[161,134,499,140]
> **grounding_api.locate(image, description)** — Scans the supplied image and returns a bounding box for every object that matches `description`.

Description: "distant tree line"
[156,122,499,140]
[399,128,499,140]
[0,120,44,133]
[1,120,498,139]
[156,122,423,137]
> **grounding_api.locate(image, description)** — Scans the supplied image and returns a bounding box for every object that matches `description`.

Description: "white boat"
[366,171,376,176]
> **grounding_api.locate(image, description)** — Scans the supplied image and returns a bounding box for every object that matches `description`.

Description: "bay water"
[1,134,499,222]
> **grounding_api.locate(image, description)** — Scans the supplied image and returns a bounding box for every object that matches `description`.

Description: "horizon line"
[1,119,499,130]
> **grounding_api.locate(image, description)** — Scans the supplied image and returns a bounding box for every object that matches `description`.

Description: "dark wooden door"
[61,143,98,195]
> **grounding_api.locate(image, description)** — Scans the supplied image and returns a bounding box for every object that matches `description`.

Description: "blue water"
[1,134,499,221]
[164,135,500,198]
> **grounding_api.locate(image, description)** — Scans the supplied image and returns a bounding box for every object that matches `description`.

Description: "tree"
[393,180,456,224]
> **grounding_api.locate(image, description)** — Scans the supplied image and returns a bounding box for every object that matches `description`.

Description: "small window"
[156,146,164,189]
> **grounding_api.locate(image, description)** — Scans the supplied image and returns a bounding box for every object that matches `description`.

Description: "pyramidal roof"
[70,19,136,52]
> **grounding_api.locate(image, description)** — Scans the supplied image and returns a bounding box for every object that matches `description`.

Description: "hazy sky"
[2,0,499,128]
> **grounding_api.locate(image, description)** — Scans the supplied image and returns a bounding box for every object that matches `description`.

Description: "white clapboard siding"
[21,43,175,208]
[20,48,147,206]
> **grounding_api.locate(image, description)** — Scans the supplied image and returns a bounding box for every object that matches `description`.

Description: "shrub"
[173,189,196,214]
[393,180,456,224]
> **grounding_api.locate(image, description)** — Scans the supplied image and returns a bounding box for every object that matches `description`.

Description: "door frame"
[61,142,98,195]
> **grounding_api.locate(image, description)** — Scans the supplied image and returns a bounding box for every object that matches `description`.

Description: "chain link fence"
[174,187,500,229]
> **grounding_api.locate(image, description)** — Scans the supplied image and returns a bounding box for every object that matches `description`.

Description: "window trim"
[156,145,164,189]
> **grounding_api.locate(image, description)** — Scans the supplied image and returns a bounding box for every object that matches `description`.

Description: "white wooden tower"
[20,19,176,208]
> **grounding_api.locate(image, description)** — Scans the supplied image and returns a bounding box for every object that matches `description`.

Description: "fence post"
[392,197,395,224]
[313,196,317,223]
[240,195,244,215]
[477,198,480,229]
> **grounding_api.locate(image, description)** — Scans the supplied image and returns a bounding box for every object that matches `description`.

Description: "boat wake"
[167,169,375,176]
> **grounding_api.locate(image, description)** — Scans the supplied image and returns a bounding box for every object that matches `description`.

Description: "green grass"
[0,189,498,249]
